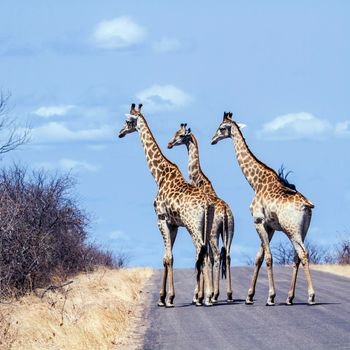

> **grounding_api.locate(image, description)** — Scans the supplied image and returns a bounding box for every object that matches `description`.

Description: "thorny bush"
[0,166,121,300]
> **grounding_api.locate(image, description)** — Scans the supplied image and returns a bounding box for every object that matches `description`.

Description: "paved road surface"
[140,267,350,350]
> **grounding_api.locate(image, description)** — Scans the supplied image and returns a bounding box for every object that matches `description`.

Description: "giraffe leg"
[208,245,215,300]
[192,282,199,304]
[157,219,178,307]
[157,220,168,307]
[246,227,274,305]
[203,254,213,306]
[225,213,234,302]
[250,223,276,306]
[165,224,178,307]
[291,238,315,305]
[246,245,264,304]
[286,252,300,305]
[158,259,168,307]
[194,244,212,307]
[196,263,205,306]
[210,237,221,303]
[226,253,232,302]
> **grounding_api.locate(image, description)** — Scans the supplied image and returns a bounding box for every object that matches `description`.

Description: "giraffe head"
[211,112,233,145]
[211,111,246,145]
[118,103,143,138]
[167,123,192,149]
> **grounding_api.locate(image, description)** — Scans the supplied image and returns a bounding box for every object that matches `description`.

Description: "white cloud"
[92,16,147,49]
[259,112,332,140]
[334,121,350,137]
[31,122,114,143]
[136,84,192,112]
[152,37,182,53]
[59,159,100,172]
[36,158,99,172]
[108,230,129,241]
[32,105,75,117]
[87,144,108,151]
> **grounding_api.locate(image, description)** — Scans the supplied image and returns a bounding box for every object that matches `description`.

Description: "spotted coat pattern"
[168,125,234,302]
[211,112,316,305]
[119,104,215,306]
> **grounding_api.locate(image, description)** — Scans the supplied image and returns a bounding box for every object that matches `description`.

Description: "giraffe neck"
[186,135,216,195]
[137,116,176,185]
[230,121,276,191]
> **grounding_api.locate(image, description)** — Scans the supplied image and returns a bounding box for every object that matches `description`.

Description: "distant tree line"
[246,238,350,266]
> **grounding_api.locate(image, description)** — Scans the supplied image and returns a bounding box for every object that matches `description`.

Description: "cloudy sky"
[1,1,350,267]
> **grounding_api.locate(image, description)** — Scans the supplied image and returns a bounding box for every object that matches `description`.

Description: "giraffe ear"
[237,123,247,129]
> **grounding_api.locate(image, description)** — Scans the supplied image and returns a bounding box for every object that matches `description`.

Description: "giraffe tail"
[195,245,207,276]
[195,203,211,276]
[220,210,228,279]
[220,247,227,279]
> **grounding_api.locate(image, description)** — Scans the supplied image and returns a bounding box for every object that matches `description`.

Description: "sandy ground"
[0,267,153,350]
[310,264,350,278]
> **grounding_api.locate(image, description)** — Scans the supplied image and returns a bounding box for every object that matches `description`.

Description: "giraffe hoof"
[308,294,316,305]
[211,298,218,303]
[195,301,203,307]
[245,298,254,305]
[266,301,275,306]
[286,298,293,305]
[157,301,166,307]
[165,303,175,308]
[227,298,234,303]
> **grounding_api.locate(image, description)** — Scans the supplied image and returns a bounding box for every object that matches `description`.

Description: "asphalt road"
[140,267,350,350]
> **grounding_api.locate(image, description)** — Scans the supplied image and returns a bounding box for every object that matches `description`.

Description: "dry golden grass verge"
[310,264,350,278]
[0,267,153,350]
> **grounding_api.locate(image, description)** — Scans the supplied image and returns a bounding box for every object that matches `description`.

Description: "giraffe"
[118,103,215,307]
[167,123,234,302]
[211,112,316,306]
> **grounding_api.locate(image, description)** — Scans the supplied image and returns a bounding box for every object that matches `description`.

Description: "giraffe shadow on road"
[275,302,341,307]
[174,299,246,308]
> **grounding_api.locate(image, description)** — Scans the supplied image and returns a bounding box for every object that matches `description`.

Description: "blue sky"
[1,1,350,267]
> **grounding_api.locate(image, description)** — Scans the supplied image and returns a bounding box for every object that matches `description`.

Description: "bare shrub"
[0,166,120,300]
[0,91,29,155]
[272,240,331,265]
[335,237,350,265]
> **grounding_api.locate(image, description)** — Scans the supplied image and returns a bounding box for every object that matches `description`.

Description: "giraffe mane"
[278,165,297,191]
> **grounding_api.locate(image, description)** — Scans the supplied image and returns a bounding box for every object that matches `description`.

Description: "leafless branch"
[0,91,30,155]
[40,280,74,298]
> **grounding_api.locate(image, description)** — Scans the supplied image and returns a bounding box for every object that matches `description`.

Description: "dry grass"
[311,264,350,278]
[0,267,153,350]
